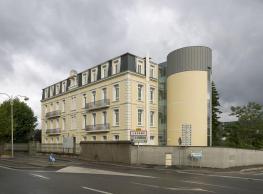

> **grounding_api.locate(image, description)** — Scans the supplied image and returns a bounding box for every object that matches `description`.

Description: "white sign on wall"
[130,130,147,143]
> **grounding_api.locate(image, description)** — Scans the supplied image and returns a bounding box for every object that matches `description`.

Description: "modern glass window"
[92,113,96,126]
[138,109,143,126]
[138,84,143,101]
[114,109,119,126]
[150,87,154,103]
[150,111,154,127]
[114,84,119,101]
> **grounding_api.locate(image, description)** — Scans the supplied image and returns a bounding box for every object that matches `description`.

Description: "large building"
[41,46,212,146]
[41,53,159,145]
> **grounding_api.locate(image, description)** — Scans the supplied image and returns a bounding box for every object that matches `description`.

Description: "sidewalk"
[0,153,73,170]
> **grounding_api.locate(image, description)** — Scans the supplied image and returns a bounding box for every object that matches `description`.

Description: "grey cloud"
[0,0,262,122]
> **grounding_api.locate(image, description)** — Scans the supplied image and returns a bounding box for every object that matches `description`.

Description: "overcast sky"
[0,0,263,125]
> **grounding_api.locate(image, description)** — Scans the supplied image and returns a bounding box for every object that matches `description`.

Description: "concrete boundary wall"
[80,142,263,168]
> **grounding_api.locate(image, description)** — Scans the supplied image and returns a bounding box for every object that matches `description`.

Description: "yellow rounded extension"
[167,71,208,146]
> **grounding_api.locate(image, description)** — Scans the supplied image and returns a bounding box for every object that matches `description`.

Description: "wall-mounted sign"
[130,130,147,143]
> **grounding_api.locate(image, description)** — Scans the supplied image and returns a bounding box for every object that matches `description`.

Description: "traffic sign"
[130,130,147,143]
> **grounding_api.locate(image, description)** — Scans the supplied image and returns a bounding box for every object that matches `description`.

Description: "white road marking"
[182,180,234,189]
[131,182,214,193]
[82,186,113,194]
[57,166,156,178]
[31,173,49,180]
[176,170,263,182]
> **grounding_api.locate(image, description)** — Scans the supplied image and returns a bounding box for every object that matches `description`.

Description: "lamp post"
[0,93,29,158]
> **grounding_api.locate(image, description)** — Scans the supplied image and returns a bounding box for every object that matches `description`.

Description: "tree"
[211,81,222,146]
[0,99,37,143]
[224,102,263,149]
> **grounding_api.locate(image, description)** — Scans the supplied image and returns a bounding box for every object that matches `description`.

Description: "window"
[92,113,96,126]
[71,116,76,130]
[83,115,87,128]
[82,72,88,85]
[62,81,66,92]
[45,88,48,98]
[112,59,120,75]
[56,137,59,144]
[136,59,144,74]
[69,77,77,88]
[83,94,87,108]
[114,84,119,101]
[102,111,107,124]
[83,136,87,141]
[62,100,65,112]
[102,88,107,100]
[50,86,54,97]
[56,84,60,95]
[56,102,59,110]
[45,105,48,114]
[138,109,143,126]
[138,84,143,101]
[114,109,119,126]
[150,65,155,78]
[150,88,154,103]
[101,64,108,79]
[150,111,154,127]
[92,91,96,103]
[50,103,53,112]
[71,96,76,110]
[103,136,107,141]
[92,136,96,141]
[114,135,119,141]
[150,136,155,141]
[91,68,97,82]
[62,118,66,130]
[45,121,48,130]
[56,118,59,128]
[50,120,53,129]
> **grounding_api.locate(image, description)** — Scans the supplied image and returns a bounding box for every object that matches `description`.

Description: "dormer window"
[62,81,66,92]
[112,58,120,75]
[45,88,48,98]
[150,65,155,78]
[91,68,98,82]
[101,63,108,79]
[136,59,144,74]
[50,86,54,97]
[56,84,60,95]
[82,72,88,85]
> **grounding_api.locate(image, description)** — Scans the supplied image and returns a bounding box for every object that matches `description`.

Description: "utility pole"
[0,93,29,158]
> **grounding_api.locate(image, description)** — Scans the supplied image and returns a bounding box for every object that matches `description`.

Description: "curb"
[240,167,263,173]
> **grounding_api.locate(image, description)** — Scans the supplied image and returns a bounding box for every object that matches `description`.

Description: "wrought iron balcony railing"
[85,99,110,111]
[46,110,61,118]
[46,128,61,135]
[84,123,110,132]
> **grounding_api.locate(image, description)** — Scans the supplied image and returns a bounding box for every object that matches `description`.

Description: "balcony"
[84,123,110,132]
[46,110,61,119]
[85,99,110,111]
[46,128,61,135]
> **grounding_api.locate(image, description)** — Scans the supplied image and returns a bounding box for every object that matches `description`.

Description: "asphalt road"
[1,161,263,194]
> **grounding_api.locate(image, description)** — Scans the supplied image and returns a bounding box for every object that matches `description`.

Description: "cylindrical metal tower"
[166,46,212,146]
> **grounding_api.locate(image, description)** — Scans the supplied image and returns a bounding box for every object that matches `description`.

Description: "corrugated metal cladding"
[167,46,212,77]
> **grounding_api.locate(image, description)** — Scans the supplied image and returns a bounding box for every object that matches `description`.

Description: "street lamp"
[0,92,29,158]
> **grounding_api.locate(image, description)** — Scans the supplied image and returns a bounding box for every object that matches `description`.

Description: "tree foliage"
[211,81,222,146]
[0,99,37,143]
[223,102,263,149]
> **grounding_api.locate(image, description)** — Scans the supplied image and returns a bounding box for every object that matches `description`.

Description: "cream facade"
[41,53,158,145]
